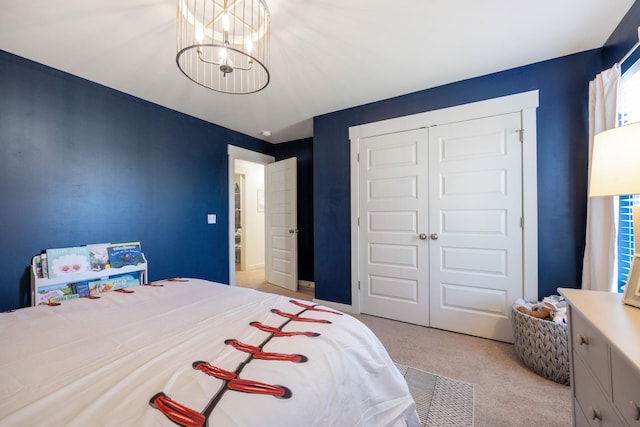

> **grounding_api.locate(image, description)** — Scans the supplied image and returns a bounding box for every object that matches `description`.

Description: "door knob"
[430,233,439,240]
[288,229,298,234]
[419,233,427,240]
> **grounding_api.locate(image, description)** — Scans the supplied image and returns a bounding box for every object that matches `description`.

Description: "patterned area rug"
[395,363,474,427]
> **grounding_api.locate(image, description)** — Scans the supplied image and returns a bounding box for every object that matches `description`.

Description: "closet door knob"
[419,233,427,240]
[430,233,439,240]
[288,229,298,234]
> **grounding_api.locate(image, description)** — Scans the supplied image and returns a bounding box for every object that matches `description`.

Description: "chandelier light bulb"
[195,25,204,43]
[222,12,231,32]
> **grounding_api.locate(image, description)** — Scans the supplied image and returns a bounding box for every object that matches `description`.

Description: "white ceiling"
[0,1,635,143]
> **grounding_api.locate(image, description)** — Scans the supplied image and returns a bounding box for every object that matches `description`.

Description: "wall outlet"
[207,214,216,224]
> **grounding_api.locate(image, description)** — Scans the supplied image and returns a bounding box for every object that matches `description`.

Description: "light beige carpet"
[235,268,314,301]
[355,314,572,427]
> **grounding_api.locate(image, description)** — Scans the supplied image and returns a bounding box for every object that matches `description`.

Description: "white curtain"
[582,64,620,291]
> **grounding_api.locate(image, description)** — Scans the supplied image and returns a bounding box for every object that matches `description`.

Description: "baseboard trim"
[298,280,315,288]
[312,298,352,313]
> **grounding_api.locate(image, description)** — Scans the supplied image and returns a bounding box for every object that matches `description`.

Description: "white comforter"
[0,279,419,426]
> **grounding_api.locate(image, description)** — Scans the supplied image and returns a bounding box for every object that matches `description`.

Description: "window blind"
[616,59,640,292]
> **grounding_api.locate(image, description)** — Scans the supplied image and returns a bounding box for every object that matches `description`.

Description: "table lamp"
[590,121,640,306]
[590,121,640,229]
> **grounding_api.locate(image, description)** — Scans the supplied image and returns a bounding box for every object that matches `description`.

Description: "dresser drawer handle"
[578,334,589,346]
[590,407,602,421]
[631,401,640,421]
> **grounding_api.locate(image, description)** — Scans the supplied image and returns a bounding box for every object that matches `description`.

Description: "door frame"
[349,90,539,314]
[227,145,275,286]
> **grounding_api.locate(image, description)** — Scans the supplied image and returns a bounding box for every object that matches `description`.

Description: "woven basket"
[511,306,570,385]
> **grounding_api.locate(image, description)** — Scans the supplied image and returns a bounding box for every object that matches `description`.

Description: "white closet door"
[359,128,430,325]
[265,157,298,291]
[428,112,523,342]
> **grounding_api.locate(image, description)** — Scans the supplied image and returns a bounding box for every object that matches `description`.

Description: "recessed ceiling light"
[260,130,272,137]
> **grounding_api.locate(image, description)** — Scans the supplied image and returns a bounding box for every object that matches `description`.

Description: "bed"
[0,278,420,426]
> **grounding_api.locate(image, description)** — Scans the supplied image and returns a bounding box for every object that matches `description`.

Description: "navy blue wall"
[0,51,273,311]
[312,0,640,305]
[603,1,640,70]
[274,138,314,282]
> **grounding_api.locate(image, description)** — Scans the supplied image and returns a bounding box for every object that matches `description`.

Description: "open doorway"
[228,145,313,301]
[228,145,273,288]
[234,159,266,284]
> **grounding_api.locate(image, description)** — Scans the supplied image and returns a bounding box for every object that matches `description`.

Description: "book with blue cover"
[87,273,139,295]
[110,273,140,290]
[70,281,90,297]
[107,242,144,269]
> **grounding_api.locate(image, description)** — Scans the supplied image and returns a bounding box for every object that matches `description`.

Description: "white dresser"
[559,288,640,426]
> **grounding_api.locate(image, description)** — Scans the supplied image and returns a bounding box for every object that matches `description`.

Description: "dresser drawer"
[611,349,640,425]
[574,354,619,426]
[574,398,591,427]
[571,308,611,396]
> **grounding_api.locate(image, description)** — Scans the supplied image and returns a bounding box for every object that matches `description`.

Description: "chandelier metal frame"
[176,0,270,94]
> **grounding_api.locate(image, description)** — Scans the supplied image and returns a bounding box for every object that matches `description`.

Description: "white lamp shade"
[589,121,640,197]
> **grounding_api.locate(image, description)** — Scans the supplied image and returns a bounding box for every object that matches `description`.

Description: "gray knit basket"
[511,306,570,385]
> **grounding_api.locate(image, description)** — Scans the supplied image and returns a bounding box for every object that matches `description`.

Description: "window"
[618,194,640,291]
[616,59,640,292]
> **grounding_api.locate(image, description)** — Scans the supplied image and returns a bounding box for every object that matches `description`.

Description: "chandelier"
[177,0,270,94]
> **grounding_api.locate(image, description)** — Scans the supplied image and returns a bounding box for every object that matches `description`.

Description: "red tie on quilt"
[149,299,342,427]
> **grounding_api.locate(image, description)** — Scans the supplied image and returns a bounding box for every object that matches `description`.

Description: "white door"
[359,128,430,325]
[428,113,523,342]
[265,157,298,291]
